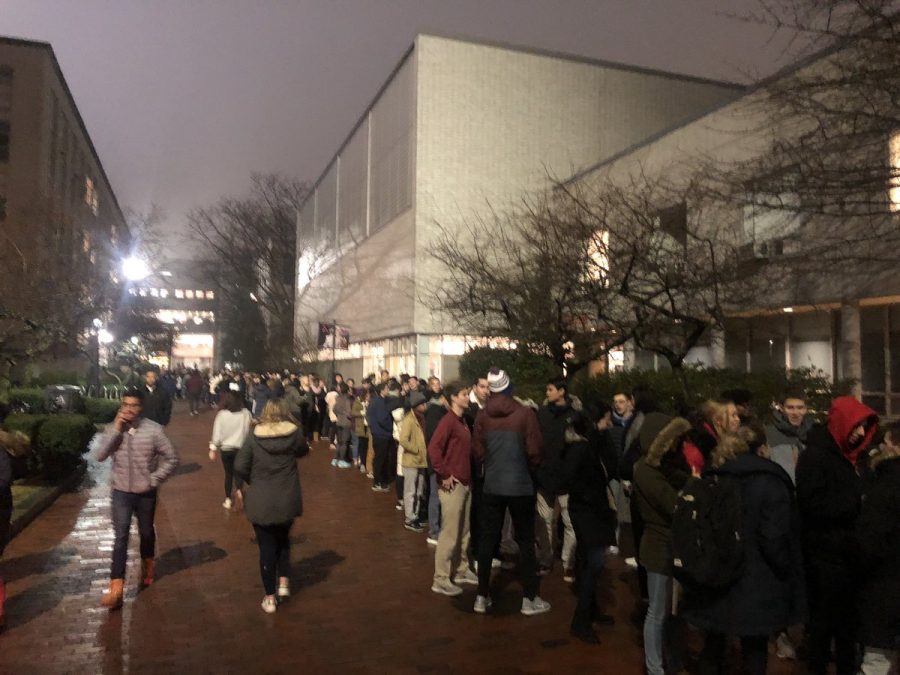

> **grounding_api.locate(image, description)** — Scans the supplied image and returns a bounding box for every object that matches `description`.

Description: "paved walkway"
[0,404,800,673]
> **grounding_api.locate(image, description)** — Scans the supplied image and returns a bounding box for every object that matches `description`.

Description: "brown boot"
[100,578,125,609]
[140,559,154,588]
[313,432,320,442]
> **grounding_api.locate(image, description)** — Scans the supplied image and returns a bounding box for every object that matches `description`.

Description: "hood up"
[827,396,878,465]
[645,417,692,468]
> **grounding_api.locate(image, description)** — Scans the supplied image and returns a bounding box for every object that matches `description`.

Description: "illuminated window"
[891,131,900,213]
[175,289,184,299]
[138,288,147,297]
[160,289,169,298]
[205,290,215,299]
[150,288,159,297]
[185,290,195,299]
[84,177,99,215]
[128,288,136,296]
[194,290,203,298]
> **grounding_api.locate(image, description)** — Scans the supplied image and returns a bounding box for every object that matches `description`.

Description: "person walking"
[208,388,253,509]
[471,368,548,616]
[185,369,205,416]
[0,427,29,629]
[796,396,878,675]
[142,369,173,427]
[94,388,179,609]
[399,391,428,532]
[234,399,310,613]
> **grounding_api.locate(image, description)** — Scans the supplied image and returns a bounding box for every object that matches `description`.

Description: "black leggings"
[253,522,292,596]
[220,450,243,499]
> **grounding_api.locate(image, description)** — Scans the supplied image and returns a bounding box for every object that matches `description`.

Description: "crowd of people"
[0,362,898,675]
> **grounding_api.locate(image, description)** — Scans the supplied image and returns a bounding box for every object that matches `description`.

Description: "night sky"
[2,0,796,240]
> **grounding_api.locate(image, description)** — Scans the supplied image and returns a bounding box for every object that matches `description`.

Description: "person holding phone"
[94,388,179,609]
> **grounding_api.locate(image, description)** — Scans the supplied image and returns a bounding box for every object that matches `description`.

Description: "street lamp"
[121,256,150,281]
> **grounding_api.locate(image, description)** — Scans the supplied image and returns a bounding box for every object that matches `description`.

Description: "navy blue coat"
[683,453,806,636]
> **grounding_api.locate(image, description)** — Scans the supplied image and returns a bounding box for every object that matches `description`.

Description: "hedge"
[572,366,855,420]
[457,347,854,420]
[8,388,47,414]
[84,398,120,424]
[458,347,561,403]
[2,413,93,480]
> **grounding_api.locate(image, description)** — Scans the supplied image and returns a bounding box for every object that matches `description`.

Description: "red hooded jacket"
[826,396,878,466]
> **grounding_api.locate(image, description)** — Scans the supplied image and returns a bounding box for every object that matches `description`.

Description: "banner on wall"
[317,323,350,350]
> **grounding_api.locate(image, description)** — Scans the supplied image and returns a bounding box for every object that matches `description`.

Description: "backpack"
[671,474,744,590]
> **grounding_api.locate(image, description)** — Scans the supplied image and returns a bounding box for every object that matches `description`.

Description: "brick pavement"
[0,403,802,674]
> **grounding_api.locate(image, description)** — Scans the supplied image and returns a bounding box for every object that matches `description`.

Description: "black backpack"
[671,474,745,589]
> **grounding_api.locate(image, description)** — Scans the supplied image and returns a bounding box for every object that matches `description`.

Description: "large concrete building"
[567,43,900,417]
[294,34,743,381]
[0,36,128,374]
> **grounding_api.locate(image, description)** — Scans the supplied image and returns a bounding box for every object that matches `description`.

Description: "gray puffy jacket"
[94,419,179,493]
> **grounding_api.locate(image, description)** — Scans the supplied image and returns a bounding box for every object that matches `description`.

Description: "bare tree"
[187,173,310,366]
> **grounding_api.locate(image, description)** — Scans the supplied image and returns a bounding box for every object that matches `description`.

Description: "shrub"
[459,347,561,403]
[30,370,84,387]
[84,398,120,424]
[572,366,855,421]
[2,413,92,481]
[8,388,47,414]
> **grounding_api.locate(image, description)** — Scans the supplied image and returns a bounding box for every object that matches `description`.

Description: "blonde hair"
[700,400,732,437]
[259,399,293,425]
[711,432,750,468]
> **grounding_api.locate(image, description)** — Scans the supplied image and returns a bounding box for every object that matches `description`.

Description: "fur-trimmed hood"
[645,417,691,468]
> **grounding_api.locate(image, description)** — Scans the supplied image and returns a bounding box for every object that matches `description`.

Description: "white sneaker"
[625,556,638,569]
[261,596,277,614]
[521,596,551,616]
[426,536,439,546]
[775,632,796,660]
[453,570,478,586]
[473,595,492,614]
[431,579,463,597]
[607,545,620,556]
[277,581,290,599]
[222,498,232,509]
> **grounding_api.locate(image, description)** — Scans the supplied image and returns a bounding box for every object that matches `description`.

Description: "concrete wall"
[412,34,742,335]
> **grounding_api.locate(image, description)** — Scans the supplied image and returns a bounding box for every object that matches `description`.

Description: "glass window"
[175,289,184,299]
[206,290,215,299]
[185,290,195,299]
[890,131,900,212]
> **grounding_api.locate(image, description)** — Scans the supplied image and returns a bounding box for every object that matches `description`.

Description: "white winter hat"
[487,368,510,393]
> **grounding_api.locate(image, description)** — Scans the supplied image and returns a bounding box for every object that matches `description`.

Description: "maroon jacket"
[427,409,472,485]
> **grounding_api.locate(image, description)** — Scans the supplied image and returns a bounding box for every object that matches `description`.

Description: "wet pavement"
[0,403,801,674]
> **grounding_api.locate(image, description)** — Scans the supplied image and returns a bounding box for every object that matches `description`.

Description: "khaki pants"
[365,435,374,475]
[433,482,472,582]
[535,491,576,569]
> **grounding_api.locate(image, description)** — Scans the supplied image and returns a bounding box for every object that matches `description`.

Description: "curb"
[9,461,87,540]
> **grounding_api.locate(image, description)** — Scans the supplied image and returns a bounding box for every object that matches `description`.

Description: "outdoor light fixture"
[92,318,103,329]
[783,307,794,313]
[121,256,150,281]
[98,329,114,345]
[130,336,139,345]
[249,292,259,302]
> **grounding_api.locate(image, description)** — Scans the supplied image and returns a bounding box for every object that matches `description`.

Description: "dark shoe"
[404,520,425,533]
[570,623,600,644]
[592,611,615,626]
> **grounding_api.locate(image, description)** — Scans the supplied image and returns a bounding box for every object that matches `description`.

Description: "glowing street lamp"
[121,256,150,281]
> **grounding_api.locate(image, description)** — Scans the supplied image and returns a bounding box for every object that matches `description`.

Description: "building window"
[0,121,9,162]
[890,131,900,213]
[185,290,195,299]
[205,290,215,299]
[175,289,184,299]
[84,177,99,215]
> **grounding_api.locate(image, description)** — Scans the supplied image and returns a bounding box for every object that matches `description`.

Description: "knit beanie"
[487,368,511,394]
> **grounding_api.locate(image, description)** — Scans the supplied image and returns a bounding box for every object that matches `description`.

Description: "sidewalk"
[0,403,797,673]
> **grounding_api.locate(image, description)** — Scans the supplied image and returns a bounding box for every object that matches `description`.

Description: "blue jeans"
[427,470,441,537]
[644,572,672,675]
[350,432,361,462]
[111,488,157,579]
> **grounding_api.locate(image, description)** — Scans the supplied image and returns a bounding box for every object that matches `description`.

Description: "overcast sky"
[3,0,797,238]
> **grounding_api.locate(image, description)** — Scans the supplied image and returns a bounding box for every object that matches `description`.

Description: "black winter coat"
[796,425,863,568]
[857,455,900,649]
[535,401,581,498]
[234,421,309,526]
[682,453,806,636]
[561,434,617,550]
[142,386,172,426]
